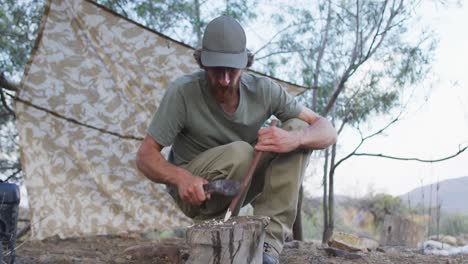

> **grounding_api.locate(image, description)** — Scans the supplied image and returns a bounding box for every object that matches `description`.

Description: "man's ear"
[246,49,254,68]
[193,48,204,69]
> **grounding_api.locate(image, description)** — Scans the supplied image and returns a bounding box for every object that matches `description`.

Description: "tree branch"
[321,0,405,117]
[354,146,468,163]
[254,21,309,56]
[361,0,388,61]
[336,119,348,135]
[0,163,21,171]
[362,115,400,141]
[16,223,31,239]
[361,0,406,64]
[3,168,22,182]
[1,87,16,116]
[255,48,310,61]
[334,114,401,168]
[321,66,354,116]
[114,0,129,18]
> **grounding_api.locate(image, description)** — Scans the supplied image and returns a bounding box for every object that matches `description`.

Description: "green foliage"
[355,194,404,225]
[97,0,196,43]
[1,0,44,182]
[438,213,468,236]
[301,195,323,239]
[0,0,44,76]
[303,210,322,240]
[385,43,437,88]
[260,2,437,240]
[338,87,399,125]
[302,195,366,240]
[98,0,257,47]
[134,1,193,31]
[296,81,334,113]
[223,0,257,22]
[302,193,468,240]
[255,0,435,125]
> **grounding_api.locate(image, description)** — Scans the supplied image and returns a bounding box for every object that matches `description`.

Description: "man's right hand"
[136,135,210,206]
[176,173,209,206]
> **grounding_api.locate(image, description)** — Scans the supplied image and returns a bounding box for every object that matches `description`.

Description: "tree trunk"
[428,174,433,236]
[193,0,202,47]
[322,148,329,244]
[327,143,337,241]
[186,216,268,264]
[436,180,441,240]
[323,144,336,243]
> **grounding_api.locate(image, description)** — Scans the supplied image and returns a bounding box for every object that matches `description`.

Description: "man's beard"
[211,79,240,92]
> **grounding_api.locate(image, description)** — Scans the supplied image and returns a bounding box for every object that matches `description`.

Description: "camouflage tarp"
[17,0,305,240]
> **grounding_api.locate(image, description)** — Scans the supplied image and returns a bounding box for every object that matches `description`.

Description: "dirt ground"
[13,233,468,264]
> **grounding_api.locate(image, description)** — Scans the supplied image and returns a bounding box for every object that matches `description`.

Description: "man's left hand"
[255,126,301,153]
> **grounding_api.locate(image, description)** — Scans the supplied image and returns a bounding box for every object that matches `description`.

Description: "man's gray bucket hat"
[201,16,248,69]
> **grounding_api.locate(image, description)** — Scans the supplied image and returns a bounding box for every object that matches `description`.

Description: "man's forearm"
[296,117,337,150]
[136,135,208,205]
[136,137,189,186]
[136,152,181,185]
[255,115,337,153]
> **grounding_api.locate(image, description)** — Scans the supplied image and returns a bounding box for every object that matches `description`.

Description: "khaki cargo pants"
[168,118,311,252]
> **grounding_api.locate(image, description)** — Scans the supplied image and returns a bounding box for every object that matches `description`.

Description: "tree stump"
[186,216,269,264]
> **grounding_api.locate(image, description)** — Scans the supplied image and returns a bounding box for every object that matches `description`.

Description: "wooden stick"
[224,120,277,222]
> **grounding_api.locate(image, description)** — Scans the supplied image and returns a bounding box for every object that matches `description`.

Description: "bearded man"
[136,15,337,264]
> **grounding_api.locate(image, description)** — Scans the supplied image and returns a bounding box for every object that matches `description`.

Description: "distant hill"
[400,176,468,214]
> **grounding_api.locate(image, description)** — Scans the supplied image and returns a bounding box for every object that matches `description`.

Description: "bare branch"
[336,120,347,135]
[361,0,388,60]
[355,0,361,59]
[361,115,400,141]
[361,0,406,63]
[254,22,309,56]
[1,87,16,116]
[0,164,21,171]
[333,110,466,170]
[114,0,129,18]
[334,114,401,168]
[3,168,22,182]
[321,0,405,117]
[16,223,31,239]
[354,146,468,163]
[255,48,310,61]
[321,66,354,116]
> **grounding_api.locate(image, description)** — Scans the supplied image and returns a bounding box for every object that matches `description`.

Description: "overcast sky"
[302,1,468,197]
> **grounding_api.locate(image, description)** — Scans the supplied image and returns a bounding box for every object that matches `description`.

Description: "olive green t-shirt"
[147,71,303,166]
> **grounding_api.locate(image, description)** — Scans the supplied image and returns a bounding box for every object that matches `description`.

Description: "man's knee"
[224,141,255,166]
[281,118,309,131]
